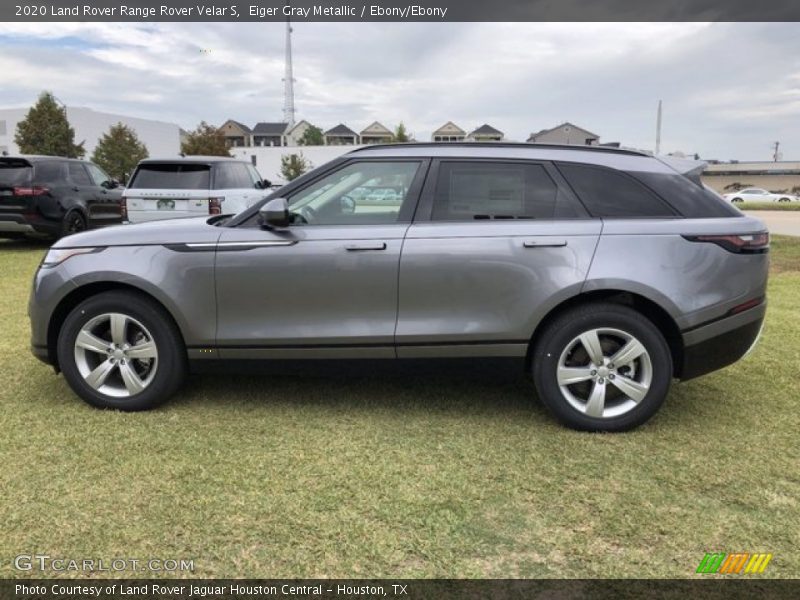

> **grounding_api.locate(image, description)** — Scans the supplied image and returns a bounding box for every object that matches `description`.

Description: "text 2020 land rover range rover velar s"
[28,143,768,431]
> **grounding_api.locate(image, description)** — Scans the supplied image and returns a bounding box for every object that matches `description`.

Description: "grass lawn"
[734,201,800,211]
[0,237,798,579]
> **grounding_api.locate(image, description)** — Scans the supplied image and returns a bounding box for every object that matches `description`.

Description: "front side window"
[431,161,582,221]
[86,163,111,186]
[287,161,420,226]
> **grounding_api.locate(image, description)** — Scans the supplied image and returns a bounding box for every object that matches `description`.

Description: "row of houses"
[220,119,601,148]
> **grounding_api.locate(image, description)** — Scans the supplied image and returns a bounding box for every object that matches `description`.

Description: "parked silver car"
[29,143,769,431]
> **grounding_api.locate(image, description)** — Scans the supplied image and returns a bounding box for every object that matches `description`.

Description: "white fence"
[229,145,362,184]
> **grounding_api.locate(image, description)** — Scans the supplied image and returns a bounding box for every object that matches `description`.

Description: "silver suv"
[29,144,769,431]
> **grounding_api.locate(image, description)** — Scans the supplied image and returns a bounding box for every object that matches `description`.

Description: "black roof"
[253,122,288,135]
[470,124,504,136]
[1,155,86,163]
[325,124,359,137]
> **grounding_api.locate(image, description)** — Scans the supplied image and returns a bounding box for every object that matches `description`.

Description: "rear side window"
[68,162,93,186]
[0,159,32,186]
[630,171,741,218]
[33,161,64,182]
[431,161,582,221]
[557,162,676,218]
[214,162,253,189]
[129,163,211,190]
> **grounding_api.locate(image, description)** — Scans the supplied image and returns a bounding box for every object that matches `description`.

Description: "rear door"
[395,159,601,358]
[126,162,212,222]
[66,162,97,224]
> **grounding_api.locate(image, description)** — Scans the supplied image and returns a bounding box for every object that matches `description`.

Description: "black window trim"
[553,160,682,219]
[413,158,591,224]
[235,157,432,229]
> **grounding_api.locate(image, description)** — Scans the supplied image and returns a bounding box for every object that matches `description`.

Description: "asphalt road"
[743,211,800,237]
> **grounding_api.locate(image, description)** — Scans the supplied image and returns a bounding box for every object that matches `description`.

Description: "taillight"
[120,196,128,221]
[208,197,223,215]
[13,185,49,196]
[683,232,769,254]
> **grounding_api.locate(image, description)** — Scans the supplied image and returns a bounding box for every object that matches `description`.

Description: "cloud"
[0,21,798,159]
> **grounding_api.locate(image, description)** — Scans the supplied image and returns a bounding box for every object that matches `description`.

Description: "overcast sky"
[0,22,798,160]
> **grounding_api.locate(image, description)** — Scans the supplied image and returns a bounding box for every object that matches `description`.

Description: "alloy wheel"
[556,327,653,419]
[73,312,159,398]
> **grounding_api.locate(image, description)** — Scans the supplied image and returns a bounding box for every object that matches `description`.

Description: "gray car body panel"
[30,143,769,381]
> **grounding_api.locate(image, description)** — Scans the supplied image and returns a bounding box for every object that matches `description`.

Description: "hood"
[53,216,224,248]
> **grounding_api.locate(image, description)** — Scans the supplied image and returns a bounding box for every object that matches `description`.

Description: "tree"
[280,153,312,181]
[297,125,324,146]
[14,91,85,157]
[91,123,148,183]
[723,182,754,192]
[181,121,231,156]
[394,122,410,143]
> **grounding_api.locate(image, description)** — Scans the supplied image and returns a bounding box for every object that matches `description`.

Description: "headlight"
[41,247,104,268]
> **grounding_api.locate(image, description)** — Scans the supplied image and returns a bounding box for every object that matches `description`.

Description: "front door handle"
[523,240,567,248]
[345,242,387,252]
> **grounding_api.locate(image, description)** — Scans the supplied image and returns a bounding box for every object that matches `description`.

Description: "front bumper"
[679,301,766,380]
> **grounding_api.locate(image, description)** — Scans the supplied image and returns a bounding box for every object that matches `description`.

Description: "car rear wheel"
[57,291,186,411]
[532,303,672,432]
[60,210,87,237]
[779,197,790,203]
[731,197,743,203]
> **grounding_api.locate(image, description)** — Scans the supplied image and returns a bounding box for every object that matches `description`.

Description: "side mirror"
[102,180,118,189]
[258,197,290,229]
[262,179,272,189]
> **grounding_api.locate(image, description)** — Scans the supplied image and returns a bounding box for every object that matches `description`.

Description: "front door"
[214,159,428,359]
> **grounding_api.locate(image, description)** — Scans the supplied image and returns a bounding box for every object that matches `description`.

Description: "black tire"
[532,303,672,432]
[56,291,187,411]
[779,197,790,203]
[60,210,87,238]
[732,198,743,204]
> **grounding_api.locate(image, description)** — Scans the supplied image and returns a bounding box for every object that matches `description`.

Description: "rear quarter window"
[129,163,211,190]
[556,162,676,218]
[33,161,65,182]
[629,171,741,218]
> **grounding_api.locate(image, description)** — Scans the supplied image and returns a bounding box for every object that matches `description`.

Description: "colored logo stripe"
[696,553,772,574]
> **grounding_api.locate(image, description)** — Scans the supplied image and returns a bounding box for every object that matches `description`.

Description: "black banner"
[3,0,800,22]
[3,580,800,600]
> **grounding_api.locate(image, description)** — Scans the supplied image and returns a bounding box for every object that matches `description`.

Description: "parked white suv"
[124,157,270,223]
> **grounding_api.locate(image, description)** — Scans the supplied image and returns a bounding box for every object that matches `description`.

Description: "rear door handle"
[345,242,387,252]
[523,240,567,248]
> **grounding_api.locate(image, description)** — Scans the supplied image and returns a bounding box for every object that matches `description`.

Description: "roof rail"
[347,142,650,157]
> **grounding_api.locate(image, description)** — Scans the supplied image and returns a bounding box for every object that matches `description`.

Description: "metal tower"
[282,17,296,126]
[655,99,662,155]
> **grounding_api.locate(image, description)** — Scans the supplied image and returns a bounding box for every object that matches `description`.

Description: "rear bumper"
[679,301,766,381]
[0,213,56,236]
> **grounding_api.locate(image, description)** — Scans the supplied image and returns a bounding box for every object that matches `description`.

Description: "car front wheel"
[532,303,672,432]
[57,291,187,411]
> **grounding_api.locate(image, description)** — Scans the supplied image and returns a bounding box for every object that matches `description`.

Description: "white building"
[0,106,181,157]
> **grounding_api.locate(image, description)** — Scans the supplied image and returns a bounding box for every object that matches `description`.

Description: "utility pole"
[655,100,662,155]
[772,141,780,162]
[282,13,296,127]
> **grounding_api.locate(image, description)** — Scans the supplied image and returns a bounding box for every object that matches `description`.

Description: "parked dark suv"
[0,155,124,239]
[28,143,769,431]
